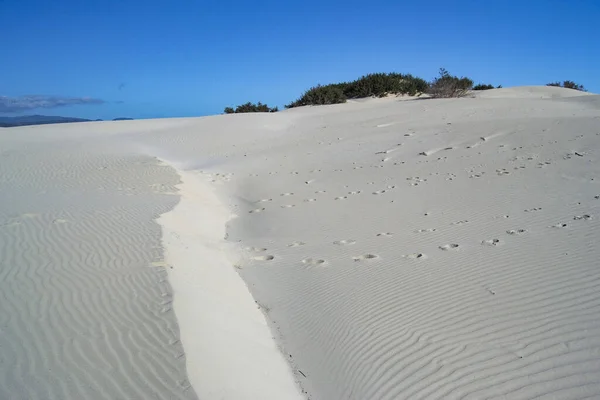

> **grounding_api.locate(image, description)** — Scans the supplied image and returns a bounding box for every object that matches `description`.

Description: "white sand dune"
[1,86,600,399]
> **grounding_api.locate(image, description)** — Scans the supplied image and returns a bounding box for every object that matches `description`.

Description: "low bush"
[427,68,473,98]
[547,81,586,92]
[285,72,428,108]
[224,102,278,114]
[473,84,495,90]
[285,84,347,108]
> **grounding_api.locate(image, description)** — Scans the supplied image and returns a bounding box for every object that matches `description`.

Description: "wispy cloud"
[0,95,105,113]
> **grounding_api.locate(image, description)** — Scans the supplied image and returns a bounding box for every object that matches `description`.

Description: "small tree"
[224,107,234,114]
[428,68,473,98]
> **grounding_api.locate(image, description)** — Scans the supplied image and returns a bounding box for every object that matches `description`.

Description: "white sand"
[2,86,600,399]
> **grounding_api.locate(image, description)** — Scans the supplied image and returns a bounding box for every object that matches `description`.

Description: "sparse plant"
[427,68,473,98]
[223,107,234,114]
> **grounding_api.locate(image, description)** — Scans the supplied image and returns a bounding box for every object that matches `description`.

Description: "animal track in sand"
[353,254,379,261]
[439,244,459,251]
[302,258,326,266]
[252,255,274,261]
[573,215,592,220]
[335,196,348,200]
[315,190,327,194]
[415,228,436,233]
[482,239,502,246]
[348,191,362,195]
[281,204,296,208]
[376,232,394,237]
[372,190,386,195]
[451,220,469,225]
[281,192,294,196]
[496,169,510,176]
[249,208,266,214]
[334,239,356,246]
[305,180,315,185]
[304,198,316,202]
[288,241,306,247]
[257,198,272,203]
[507,229,527,235]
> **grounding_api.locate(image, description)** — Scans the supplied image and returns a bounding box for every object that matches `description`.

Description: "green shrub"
[224,102,278,114]
[285,72,428,108]
[473,84,495,90]
[285,85,347,108]
[547,81,586,91]
[428,68,473,98]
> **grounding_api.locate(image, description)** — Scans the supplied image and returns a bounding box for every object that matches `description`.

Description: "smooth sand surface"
[1,86,600,399]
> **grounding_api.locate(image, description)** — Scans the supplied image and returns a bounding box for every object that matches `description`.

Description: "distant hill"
[0,115,134,127]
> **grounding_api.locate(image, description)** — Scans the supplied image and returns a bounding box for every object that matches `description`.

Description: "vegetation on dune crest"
[546,81,586,92]
[427,68,473,98]
[223,102,278,114]
[473,83,502,90]
[285,72,429,108]
[223,69,587,113]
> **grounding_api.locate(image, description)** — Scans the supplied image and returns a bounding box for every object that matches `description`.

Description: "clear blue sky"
[1,0,598,120]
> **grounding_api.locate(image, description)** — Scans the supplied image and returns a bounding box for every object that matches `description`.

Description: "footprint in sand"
[573,215,592,220]
[315,190,327,194]
[496,169,510,176]
[415,228,436,233]
[281,204,296,208]
[376,232,394,237]
[246,247,267,252]
[348,191,362,195]
[302,258,326,266]
[451,220,469,225]
[258,198,272,203]
[353,254,379,261]
[288,241,306,247]
[405,253,427,259]
[372,190,386,195]
[252,255,274,261]
[304,198,316,203]
[482,239,502,246]
[550,223,568,228]
[335,196,348,200]
[334,239,356,246]
[281,192,294,196]
[249,208,265,214]
[439,244,459,251]
[524,207,542,212]
[506,229,527,235]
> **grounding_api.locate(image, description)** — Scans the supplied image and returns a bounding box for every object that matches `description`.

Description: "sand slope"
[2,86,600,399]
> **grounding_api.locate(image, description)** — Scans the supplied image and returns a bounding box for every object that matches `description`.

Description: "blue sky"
[1,0,598,120]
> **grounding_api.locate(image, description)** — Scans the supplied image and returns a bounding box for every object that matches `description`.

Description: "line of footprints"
[245,207,594,266]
